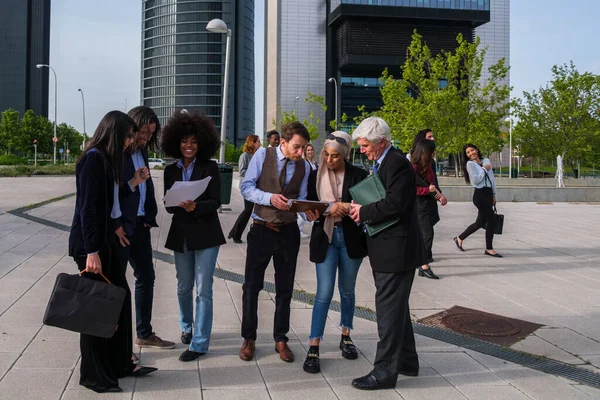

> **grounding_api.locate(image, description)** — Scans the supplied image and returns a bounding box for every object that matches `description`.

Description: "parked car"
[148,158,165,168]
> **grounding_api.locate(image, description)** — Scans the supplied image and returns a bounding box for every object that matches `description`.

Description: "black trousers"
[118,219,155,339]
[458,187,495,250]
[229,199,254,240]
[371,269,418,381]
[417,210,435,263]
[75,239,134,390]
[241,222,300,342]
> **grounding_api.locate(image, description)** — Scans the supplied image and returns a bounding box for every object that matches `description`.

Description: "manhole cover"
[441,313,521,337]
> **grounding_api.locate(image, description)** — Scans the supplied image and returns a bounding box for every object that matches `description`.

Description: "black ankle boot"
[303,345,320,373]
[340,335,358,360]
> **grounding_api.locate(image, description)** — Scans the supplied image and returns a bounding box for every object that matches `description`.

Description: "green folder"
[349,173,400,237]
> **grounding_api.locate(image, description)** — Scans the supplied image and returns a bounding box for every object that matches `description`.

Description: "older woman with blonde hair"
[302,131,369,374]
[228,134,261,243]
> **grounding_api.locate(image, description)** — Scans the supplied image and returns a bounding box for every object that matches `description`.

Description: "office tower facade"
[476,0,510,87]
[265,0,512,141]
[141,0,255,146]
[0,0,51,117]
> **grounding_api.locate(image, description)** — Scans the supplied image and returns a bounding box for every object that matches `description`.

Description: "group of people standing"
[68,106,502,393]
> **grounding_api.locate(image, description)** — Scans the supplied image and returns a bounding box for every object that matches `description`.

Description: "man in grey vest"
[238,122,311,363]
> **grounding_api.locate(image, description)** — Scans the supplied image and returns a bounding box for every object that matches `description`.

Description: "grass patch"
[0,164,76,177]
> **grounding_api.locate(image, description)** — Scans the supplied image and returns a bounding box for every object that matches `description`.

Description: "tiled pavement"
[1,171,600,399]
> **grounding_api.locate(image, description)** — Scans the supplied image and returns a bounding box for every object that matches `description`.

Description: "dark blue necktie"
[373,162,380,174]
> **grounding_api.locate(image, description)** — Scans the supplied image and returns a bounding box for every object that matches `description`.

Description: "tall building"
[476,0,510,87]
[0,0,51,117]
[141,0,255,146]
[265,0,512,142]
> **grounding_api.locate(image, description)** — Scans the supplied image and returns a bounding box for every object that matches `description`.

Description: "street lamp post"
[328,77,338,129]
[505,117,512,179]
[36,64,57,164]
[78,88,87,148]
[206,19,232,164]
[293,96,299,116]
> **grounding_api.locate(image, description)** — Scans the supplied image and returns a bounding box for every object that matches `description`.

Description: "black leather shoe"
[303,348,320,374]
[398,368,419,377]
[80,381,123,393]
[485,250,503,258]
[181,331,192,345]
[179,349,205,362]
[418,266,439,280]
[340,335,358,360]
[453,237,465,252]
[352,373,396,390]
[128,366,158,377]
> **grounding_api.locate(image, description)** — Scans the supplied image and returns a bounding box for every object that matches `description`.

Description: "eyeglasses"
[327,133,346,145]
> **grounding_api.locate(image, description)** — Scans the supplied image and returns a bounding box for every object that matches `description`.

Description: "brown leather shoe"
[239,339,255,361]
[275,341,294,362]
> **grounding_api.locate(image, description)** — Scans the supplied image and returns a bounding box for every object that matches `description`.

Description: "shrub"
[0,154,27,165]
[0,164,75,177]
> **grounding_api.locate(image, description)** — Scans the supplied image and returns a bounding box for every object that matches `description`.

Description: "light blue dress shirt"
[374,145,392,173]
[177,157,196,182]
[466,158,497,196]
[241,146,311,221]
[110,182,121,219]
[131,150,146,216]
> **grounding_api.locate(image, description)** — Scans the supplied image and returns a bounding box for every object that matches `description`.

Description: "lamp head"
[504,117,511,122]
[328,78,334,83]
[78,88,82,92]
[295,96,299,100]
[206,19,228,33]
[36,64,44,69]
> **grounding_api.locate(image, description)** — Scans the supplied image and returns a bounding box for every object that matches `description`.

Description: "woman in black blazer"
[302,131,368,374]
[68,111,156,393]
[161,111,226,362]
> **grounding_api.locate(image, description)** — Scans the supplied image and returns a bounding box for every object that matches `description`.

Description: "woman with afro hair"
[161,110,226,362]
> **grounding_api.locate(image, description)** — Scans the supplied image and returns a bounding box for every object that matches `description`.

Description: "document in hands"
[286,199,330,213]
[162,177,212,207]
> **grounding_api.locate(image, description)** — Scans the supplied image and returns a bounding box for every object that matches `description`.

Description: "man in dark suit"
[349,116,427,390]
[114,106,175,350]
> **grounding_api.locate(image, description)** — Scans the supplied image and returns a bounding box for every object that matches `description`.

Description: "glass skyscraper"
[141,0,255,146]
[0,0,51,117]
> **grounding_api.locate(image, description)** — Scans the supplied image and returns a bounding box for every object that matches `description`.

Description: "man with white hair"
[349,116,426,390]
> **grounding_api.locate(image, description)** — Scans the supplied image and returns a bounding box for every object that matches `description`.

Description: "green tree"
[0,109,21,154]
[56,123,84,160]
[355,31,511,166]
[272,91,329,142]
[513,62,600,175]
[18,109,42,155]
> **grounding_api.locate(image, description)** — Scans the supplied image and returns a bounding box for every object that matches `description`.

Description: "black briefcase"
[484,206,504,235]
[43,272,126,338]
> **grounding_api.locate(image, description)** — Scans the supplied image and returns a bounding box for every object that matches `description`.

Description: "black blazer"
[69,149,115,258]
[163,160,226,253]
[307,162,369,263]
[359,147,427,272]
[115,149,159,237]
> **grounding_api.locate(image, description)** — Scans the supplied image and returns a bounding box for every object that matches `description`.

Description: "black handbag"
[484,206,504,235]
[43,271,126,338]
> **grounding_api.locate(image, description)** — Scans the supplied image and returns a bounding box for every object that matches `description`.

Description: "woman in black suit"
[161,111,226,362]
[302,131,369,374]
[68,111,157,394]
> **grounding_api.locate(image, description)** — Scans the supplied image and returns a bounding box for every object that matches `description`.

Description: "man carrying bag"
[349,116,427,391]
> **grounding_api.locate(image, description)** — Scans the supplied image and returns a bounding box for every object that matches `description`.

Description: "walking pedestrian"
[453,143,502,257]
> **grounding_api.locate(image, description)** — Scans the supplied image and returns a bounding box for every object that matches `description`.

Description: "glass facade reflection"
[332,0,489,10]
[141,0,255,146]
[0,0,50,117]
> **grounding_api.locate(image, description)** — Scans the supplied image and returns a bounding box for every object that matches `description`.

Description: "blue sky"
[48,0,599,136]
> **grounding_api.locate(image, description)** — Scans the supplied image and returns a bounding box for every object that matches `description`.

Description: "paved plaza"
[1,171,600,399]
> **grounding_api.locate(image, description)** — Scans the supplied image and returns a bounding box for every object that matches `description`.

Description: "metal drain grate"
[418,306,543,346]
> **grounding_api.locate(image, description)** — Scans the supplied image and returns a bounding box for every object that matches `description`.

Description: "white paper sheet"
[162,176,212,207]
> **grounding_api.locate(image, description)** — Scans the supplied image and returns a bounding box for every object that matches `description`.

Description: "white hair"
[352,116,391,143]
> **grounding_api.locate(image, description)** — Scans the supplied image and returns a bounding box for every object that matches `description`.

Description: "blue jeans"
[309,226,363,340]
[174,242,220,353]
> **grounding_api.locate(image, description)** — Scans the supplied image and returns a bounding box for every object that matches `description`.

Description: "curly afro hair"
[160,110,220,161]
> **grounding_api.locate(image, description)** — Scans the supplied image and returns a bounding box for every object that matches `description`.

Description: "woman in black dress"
[69,111,157,393]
